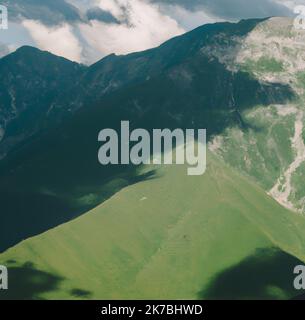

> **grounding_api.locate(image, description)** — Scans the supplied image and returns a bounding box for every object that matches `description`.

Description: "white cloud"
[160,4,223,30]
[0,43,11,58]
[22,19,83,62]
[276,0,305,11]
[3,0,295,64]
[79,0,184,56]
[98,0,126,17]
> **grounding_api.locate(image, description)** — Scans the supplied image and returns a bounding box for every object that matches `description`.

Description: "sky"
[0,0,303,64]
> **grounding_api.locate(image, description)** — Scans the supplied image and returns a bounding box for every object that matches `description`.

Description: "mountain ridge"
[0,17,269,159]
[0,17,297,252]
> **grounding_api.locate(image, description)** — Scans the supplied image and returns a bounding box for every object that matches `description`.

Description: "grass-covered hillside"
[1,153,305,300]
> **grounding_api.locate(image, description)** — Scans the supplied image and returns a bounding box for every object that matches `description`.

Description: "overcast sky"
[0,0,302,64]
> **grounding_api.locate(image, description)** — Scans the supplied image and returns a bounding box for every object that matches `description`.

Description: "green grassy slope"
[1,153,305,300]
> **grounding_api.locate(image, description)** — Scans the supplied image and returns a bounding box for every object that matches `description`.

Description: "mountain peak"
[15,45,41,53]
[4,45,80,66]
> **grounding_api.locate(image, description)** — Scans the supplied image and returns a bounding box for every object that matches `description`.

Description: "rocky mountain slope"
[0,46,84,159]
[207,17,305,213]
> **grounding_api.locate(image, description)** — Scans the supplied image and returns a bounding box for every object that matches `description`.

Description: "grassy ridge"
[1,153,305,300]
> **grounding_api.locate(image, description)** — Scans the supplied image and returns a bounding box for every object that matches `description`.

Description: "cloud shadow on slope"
[0,261,63,300]
[0,260,93,300]
[199,247,305,300]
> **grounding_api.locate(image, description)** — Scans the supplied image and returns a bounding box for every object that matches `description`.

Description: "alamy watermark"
[294,265,305,290]
[0,5,8,30]
[294,5,305,30]
[98,121,207,176]
[0,265,8,290]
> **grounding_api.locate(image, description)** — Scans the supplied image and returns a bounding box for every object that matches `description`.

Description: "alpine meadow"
[0,0,305,301]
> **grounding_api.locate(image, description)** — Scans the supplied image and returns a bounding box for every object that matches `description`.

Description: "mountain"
[0,17,295,253]
[0,18,293,159]
[1,153,305,300]
[0,46,85,159]
[207,17,305,212]
[0,17,305,300]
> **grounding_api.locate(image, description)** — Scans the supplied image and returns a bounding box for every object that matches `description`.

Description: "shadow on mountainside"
[0,261,63,300]
[0,18,297,252]
[0,168,158,253]
[0,260,93,300]
[199,247,305,300]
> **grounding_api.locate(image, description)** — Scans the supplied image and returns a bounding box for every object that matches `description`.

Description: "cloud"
[151,0,292,20]
[1,0,183,63]
[86,7,120,24]
[1,0,298,64]
[277,0,305,11]
[159,4,223,30]
[79,0,184,57]
[22,19,83,62]
[2,0,83,26]
[96,0,126,18]
[0,43,11,58]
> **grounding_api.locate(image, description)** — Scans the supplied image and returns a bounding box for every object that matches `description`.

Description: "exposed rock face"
[207,18,305,212]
